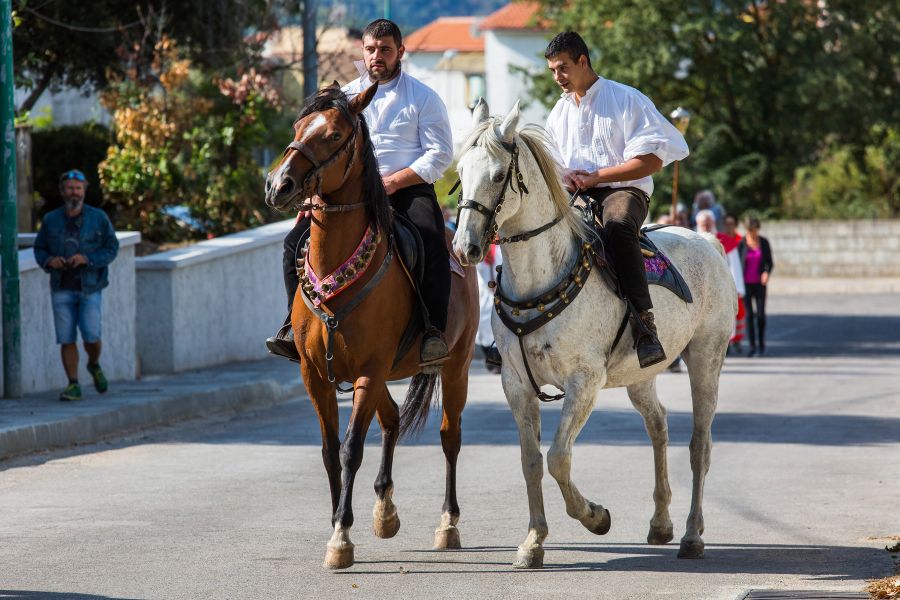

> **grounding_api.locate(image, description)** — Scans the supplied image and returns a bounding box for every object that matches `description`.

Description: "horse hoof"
[582,502,612,535]
[677,539,705,559]
[434,526,461,550]
[647,525,674,545]
[373,512,401,539]
[324,543,355,569]
[513,546,544,569]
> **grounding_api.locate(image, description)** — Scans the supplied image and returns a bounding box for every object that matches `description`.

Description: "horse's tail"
[398,372,440,440]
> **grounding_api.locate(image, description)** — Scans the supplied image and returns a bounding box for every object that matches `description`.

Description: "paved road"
[2,294,898,600]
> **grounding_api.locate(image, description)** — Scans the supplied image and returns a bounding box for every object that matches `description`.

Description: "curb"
[0,379,306,461]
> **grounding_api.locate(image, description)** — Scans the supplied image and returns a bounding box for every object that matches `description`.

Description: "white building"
[403,17,486,149]
[479,1,550,126]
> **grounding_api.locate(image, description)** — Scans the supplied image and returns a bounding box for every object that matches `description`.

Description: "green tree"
[535,0,899,216]
[12,0,276,114]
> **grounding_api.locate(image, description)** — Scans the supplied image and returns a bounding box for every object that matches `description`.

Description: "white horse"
[452,99,736,568]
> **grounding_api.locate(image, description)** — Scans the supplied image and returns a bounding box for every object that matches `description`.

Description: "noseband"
[281,111,368,213]
[456,141,562,254]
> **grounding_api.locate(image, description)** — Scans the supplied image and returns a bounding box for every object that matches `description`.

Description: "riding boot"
[632,310,667,369]
[266,315,300,362]
[420,327,449,370]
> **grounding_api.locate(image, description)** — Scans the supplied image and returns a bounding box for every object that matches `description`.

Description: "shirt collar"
[561,76,604,105]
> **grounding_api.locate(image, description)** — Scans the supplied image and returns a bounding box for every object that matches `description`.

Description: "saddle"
[574,201,693,304]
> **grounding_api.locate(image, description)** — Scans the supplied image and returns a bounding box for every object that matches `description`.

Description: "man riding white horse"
[544,31,689,368]
[267,19,454,369]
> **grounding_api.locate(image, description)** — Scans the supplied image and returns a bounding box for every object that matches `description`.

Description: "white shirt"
[546,77,689,196]
[342,71,453,184]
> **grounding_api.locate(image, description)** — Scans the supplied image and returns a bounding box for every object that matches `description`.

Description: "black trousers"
[281,183,450,331]
[583,187,653,312]
[744,282,767,349]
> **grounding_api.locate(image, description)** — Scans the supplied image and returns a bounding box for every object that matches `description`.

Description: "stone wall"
[1,233,141,394]
[761,220,900,277]
[135,220,294,375]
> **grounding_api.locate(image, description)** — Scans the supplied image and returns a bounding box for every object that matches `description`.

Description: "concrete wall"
[1,232,141,394]
[759,220,900,277]
[484,30,549,126]
[135,220,294,375]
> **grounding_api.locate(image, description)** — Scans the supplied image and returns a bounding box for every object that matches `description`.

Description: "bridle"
[455,140,562,255]
[279,110,368,213]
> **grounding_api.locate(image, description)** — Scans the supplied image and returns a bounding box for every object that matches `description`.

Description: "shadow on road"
[766,313,900,358]
[330,543,888,579]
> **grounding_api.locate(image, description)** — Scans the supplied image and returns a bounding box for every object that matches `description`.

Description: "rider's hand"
[572,169,602,190]
[561,170,579,192]
[46,256,66,270]
[382,175,399,196]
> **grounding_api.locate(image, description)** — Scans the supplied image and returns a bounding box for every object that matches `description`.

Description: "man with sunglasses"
[33,169,119,401]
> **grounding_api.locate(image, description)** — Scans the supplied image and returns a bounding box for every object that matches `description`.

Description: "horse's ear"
[328,80,340,89]
[349,82,378,115]
[498,99,521,144]
[472,97,489,126]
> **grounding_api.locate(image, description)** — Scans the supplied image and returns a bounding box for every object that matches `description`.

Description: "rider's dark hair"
[298,86,393,236]
[363,19,403,47]
[544,31,592,68]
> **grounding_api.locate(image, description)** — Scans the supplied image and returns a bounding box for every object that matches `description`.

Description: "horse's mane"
[458,119,592,243]
[298,87,393,236]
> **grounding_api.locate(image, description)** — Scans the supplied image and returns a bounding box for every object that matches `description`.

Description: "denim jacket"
[33,205,119,294]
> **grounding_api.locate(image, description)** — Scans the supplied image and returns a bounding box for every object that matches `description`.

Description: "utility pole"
[1,0,22,399]
[302,0,318,98]
[383,0,391,20]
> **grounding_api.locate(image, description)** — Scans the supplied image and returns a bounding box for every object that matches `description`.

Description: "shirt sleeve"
[622,90,689,166]
[408,89,453,184]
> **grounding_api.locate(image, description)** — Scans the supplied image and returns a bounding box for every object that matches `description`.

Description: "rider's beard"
[367,60,401,82]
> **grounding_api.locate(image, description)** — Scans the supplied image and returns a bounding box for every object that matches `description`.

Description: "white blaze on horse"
[452,99,736,568]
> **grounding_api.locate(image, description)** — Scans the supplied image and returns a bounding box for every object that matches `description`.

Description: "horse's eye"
[492,172,504,183]
[331,132,342,141]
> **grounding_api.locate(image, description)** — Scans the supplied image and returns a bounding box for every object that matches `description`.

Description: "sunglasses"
[60,170,87,183]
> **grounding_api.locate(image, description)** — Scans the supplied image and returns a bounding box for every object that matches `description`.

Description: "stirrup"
[265,322,300,362]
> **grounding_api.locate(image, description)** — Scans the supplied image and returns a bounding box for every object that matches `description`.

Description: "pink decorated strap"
[304,224,379,307]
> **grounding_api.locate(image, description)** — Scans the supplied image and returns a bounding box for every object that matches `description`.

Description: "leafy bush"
[31,123,112,216]
[99,36,290,243]
[782,126,900,219]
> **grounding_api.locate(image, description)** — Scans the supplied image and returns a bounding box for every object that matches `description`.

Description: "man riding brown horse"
[267,19,453,369]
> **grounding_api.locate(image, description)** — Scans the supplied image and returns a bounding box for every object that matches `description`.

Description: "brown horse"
[264,83,478,569]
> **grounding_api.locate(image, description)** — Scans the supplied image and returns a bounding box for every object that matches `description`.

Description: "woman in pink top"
[738,218,774,356]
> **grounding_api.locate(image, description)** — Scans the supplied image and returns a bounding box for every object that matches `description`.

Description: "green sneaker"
[87,363,109,394]
[60,382,82,402]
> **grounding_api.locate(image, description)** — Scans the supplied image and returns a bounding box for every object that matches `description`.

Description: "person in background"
[718,214,746,354]
[33,169,119,401]
[475,244,502,374]
[739,217,774,357]
[692,189,725,231]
